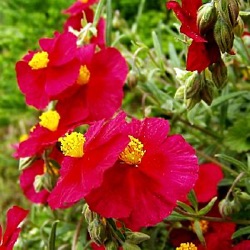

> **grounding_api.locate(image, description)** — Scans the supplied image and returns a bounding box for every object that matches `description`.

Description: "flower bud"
[185,94,201,110]
[122,242,141,250]
[209,59,228,89]
[34,174,44,192]
[214,16,234,53]
[83,204,97,224]
[200,80,214,105]
[233,16,245,37]
[88,218,107,245]
[105,240,119,250]
[185,72,202,99]
[174,86,185,100]
[218,0,240,27]
[127,70,138,88]
[126,231,150,245]
[197,2,217,35]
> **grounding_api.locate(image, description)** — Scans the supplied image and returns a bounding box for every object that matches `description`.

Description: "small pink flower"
[0,206,28,250]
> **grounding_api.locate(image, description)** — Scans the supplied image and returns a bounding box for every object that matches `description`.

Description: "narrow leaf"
[48,220,59,250]
[232,226,250,239]
[177,201,195,214]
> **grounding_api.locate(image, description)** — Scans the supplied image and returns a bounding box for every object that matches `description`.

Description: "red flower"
[0,206,28,249]
[19,147,63,204]
[16,32,81,109]
[48,112,130,209]
[85,117,199,230]
[17,108,82,158]
[194,163,223,203]
[166,0,220,72]
[170,218,236,250]
[233,240,250,250]
[55,44,128,124]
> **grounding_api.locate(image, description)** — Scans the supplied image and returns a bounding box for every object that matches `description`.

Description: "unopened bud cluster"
[83,204,150,249]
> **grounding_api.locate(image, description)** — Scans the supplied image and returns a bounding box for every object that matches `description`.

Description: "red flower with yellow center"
[48,112,130,208]
[17,108,81,158]
[15,32,81,109]
[85,117,199,230]
[166,0,221,72]
[0,206,28,249]
[55,44,128,124]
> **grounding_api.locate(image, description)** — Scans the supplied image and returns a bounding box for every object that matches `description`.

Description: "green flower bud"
[185,94,201,110]
[219,199,234,217]
[125,231,150,245]
[209,59,228,89]
[218,0,240,27]
[122,242,141,250]
[174,86,185,100]
[88,218,107,245]
[234,16,245,37]
[105,240,119,250]
[214,16,234,53]
[200,80,214,105]
[185,72,202,99]
[82,204,97,224]
[127,70,138,89]
[34,174,44,192]
[197,2,217,34]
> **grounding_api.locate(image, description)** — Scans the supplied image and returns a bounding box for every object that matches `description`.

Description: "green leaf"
[48,220,59,250]
[177,201,195,214]
[187,190,198,211]
[165,211,189,221]
[215,154,247,172]
[152,31,164,71]
[239,11,250,17]
[193,220,206,246]
[105,0,112,46]
[232,225,250,239]
[211,91,248,108]
[93,0,105,27]
[224,116,250,153]
[198,197,217,216]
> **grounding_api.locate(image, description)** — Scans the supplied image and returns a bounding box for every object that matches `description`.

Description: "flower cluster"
[12,0,202,247]
[167,0,244,108]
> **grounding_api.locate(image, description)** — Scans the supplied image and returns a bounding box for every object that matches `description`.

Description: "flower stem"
[72,215,84,250]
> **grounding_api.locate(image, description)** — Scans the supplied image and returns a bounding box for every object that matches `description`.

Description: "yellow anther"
[28,51,49,70]
[190,220,209,234]
[176,242,197,250]
[39,110,60,132]
[19,134,29,142]
[59,132,86,158]
[76,65,90,85]
[80,0,88,3]
[119,135,145,165]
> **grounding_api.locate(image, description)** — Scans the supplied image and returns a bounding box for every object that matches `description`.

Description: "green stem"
[196,150,238,177]
[72,215,84,250]
[174,207,250,225]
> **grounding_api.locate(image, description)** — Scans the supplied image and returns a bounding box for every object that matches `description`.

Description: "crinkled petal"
[86,119,198,229]
[63,0,98,15]
[233,240,250,250]
[86,48,128,121]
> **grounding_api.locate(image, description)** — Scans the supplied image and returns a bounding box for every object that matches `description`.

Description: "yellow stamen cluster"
[39,110,60,132]
[76,65,90,85]
[119,135,145,165]
[190,220,209,234]
[80,0,88,3]
[176,242,197,250]
[28,51,49,70]
[59,132,86,158]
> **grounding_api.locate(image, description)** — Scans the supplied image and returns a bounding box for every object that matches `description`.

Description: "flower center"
[190,220,209,234]
[59,132,86,157]
[19,134,28,142]
[119,135,145,165]
[39,110,60,132]
[80,0,88,3]
[76,65,90,85]
[28,51,49,70]
[176,242,197,250]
